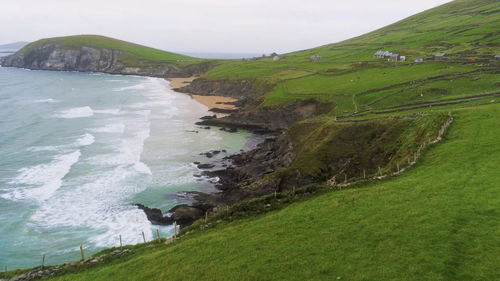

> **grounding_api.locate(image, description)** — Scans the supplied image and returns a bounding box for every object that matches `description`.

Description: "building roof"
[435,53,447,57]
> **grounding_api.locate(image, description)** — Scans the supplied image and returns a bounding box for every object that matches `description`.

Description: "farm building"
[495,55,500,60]
[435,53,448,60]
[273,56,280,61]
[400,56,406,61]
[374,50,392,58]
[310,55,323,61]
[415,58,424,63]
[388,54,400,62]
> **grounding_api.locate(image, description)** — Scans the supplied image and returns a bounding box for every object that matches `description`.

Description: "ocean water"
[0,67,256,269]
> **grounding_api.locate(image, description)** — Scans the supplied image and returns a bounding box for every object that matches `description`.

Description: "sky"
[1,0,451,54]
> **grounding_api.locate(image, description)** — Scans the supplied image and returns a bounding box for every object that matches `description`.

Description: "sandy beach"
[167,77,237,110]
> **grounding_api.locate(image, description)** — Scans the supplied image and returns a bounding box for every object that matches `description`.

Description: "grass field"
[32,102,500,281]
[202,0,499,113]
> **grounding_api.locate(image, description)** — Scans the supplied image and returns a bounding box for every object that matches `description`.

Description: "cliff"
[0,35,214,77]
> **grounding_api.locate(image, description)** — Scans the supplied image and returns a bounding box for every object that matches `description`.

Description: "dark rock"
[209,108,237,114]
[135,204,169,225]
[167,205,203,227]
[197,163,215,169]
[193,161,201,165]
[200,115,217,120]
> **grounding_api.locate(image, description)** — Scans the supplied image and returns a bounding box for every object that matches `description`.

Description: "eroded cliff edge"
[0,42,213,77]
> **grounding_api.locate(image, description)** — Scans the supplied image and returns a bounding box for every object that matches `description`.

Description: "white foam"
[73,133,95,147]
[2,150,81,202]
[26,133,95,152]
[29,166,154,247]
[133,162,152,175]
[33,98,58,103]
[90,123,125,134]
[113,84,145,92]
[55,106,94,119]
[26,146,59,152]
[94,109,121,115]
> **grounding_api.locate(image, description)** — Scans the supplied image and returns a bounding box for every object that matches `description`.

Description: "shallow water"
[0,67,256,269]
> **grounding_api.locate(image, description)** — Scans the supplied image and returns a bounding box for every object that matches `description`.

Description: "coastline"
[166,77,238,111]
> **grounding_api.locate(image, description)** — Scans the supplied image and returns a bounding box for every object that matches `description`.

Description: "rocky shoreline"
[1,46,333,230]
[138,78,336,229]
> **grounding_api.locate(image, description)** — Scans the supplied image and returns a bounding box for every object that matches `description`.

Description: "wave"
[2,150,81,202]
[90,123,125,134]
[112,84,145,92]
[73,133,95,147]
[29,166,154,247]
[55,106,94,119]
[33,98,58,103]
[94,109,121,115]
[26,146,59,152]
[26,133,95,152]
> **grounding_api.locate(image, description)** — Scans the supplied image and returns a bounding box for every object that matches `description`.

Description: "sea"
[0,66,257,269]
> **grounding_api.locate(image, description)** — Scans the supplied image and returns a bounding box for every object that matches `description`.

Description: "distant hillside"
[194,0,499,114]
[0,35,212,77]
[0,41,29,52]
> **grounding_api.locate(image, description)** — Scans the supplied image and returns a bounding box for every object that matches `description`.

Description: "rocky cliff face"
[0,42,209,77]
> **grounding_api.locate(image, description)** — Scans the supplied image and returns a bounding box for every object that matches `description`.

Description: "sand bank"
[167,77,237,111]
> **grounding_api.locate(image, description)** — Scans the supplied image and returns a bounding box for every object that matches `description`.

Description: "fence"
[328,112,453,188]
[1,222,180,274]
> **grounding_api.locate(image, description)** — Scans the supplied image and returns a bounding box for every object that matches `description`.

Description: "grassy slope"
[18,34,203,67]
[43,102,500,281]
[203,0,499,113]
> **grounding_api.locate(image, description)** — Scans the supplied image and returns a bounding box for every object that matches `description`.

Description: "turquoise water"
[0,67,255,269]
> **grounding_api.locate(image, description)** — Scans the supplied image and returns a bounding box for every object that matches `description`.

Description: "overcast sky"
[1,0,451,54]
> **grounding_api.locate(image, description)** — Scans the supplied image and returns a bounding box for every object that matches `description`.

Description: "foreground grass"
[45,103,500,280]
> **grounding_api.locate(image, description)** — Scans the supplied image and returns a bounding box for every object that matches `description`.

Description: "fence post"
[274,190,277,199]
[119,235,123,248]
[142,232,146,243]
[41,254,45,269]
[205,211,208,224]
[80,245,85,261]
[344,174,347,183]
[378,166,382,176]
[363,169,366,179]
[4,265,6,272]
[156,229,161,242]
[397,164,400,173]
[174,222,178,238]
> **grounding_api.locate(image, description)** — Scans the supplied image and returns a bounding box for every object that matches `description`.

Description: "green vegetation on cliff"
[18,34,203,67]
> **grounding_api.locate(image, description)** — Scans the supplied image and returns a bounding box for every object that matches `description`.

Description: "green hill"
[18,34,200,66]
[203,0,499,114]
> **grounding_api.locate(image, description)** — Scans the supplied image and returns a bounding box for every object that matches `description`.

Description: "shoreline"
[166,77,238,111]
